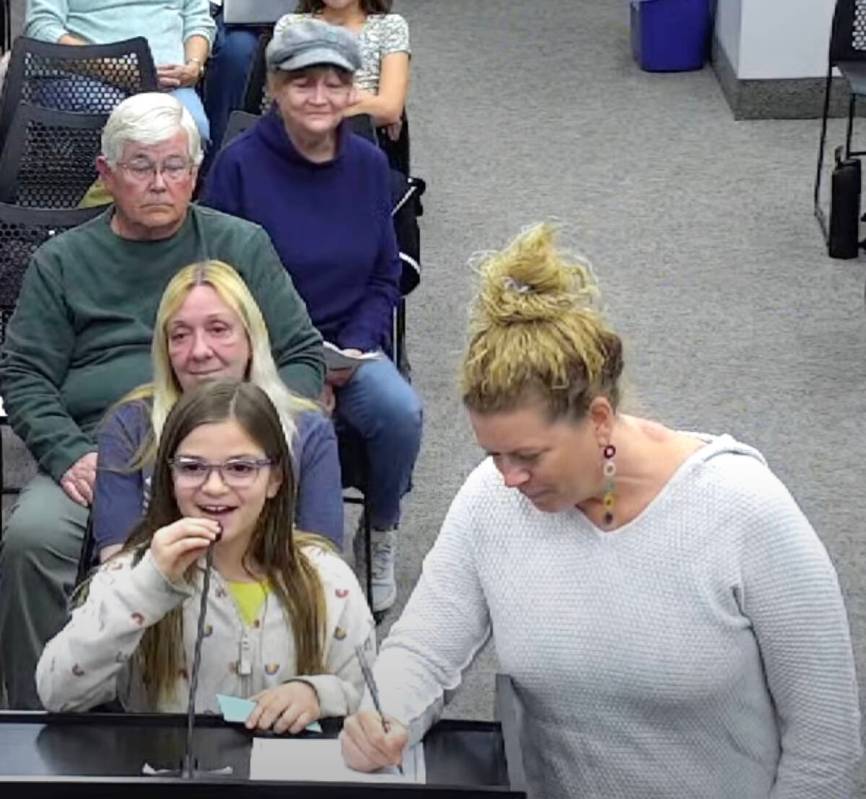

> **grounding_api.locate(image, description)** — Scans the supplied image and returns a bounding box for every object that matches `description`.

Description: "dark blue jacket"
[202,110,400,353]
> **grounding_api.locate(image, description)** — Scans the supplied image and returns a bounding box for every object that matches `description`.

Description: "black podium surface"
[0,711,527,798]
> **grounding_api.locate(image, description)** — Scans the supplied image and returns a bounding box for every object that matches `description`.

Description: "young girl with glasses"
[37,379,373,731]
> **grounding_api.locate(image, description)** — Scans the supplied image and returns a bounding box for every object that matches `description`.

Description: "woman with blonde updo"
[340,225,861,797]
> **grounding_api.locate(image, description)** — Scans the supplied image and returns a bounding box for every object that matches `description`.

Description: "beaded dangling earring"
[601,444,616,527]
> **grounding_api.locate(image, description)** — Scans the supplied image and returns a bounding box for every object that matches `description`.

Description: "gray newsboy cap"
[266,19,362,74]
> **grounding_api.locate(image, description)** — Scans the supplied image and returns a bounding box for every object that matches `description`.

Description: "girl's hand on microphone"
[150,518,221,583]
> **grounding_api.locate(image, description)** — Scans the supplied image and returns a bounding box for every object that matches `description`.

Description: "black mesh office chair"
[0,36,157,154]
[0,203,106,497]
[814,0,866,242]
[0,104,108,207]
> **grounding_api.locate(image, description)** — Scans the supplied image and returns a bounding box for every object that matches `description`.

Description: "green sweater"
[0,205,324,482]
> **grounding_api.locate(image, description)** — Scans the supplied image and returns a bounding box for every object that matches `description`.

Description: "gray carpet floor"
[4,0,866,790]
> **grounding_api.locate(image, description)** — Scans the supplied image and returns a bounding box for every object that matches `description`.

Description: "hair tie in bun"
[503,276,532,295]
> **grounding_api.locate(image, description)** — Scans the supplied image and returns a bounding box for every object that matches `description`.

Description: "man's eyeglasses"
[169,457,273,488]
[116,156,194,183]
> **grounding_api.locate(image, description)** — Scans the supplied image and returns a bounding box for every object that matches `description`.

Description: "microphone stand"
[143,541,232,779]
[182,542,215,779]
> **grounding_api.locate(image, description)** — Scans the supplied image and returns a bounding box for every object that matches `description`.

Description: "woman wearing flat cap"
[202,19,422,615]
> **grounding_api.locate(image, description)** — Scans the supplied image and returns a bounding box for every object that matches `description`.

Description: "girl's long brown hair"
[295,0,393,14]
[122,379,328,705]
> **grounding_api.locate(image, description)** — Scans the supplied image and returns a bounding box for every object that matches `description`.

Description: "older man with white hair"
[0,92,324,709]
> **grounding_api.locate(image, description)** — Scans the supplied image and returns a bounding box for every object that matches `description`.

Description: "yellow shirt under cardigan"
[226,580,269,627]
[36,546,375,715]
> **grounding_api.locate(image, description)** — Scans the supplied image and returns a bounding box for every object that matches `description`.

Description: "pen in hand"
[354,645,404,776]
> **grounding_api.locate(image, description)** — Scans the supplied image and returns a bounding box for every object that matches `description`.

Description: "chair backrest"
[830,0,866,65]
[0,36,157,152]
[223,109,261,148]
[391,173,425,297]
[0,103,108,207]
[1,0,11,54]
[0,203,105,343]
[242,31,273,115]
[379,111,410,175]
[348,114,378,145]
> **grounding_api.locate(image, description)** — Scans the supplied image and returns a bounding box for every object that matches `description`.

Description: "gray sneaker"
[369,529,397,612]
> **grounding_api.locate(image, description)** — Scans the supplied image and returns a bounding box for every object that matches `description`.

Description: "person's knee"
[0,485,85,571]
[378,385,423,445]
[5,505,56,558]
[226,28,261,61]
[211,27,260,70]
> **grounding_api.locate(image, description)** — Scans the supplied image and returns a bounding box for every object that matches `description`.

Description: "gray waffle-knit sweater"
[371,434,861,798]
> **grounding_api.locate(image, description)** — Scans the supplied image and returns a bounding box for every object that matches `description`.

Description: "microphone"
[182,533,217,778]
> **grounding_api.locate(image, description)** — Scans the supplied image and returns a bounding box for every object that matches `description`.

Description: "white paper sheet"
[250,738,425,783]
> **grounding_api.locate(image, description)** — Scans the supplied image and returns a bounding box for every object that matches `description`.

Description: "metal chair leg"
[846,94,857,158]
[815,67,835,240]
[363,497,373,607]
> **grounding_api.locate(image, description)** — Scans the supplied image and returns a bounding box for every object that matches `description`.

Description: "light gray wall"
[716,0,834,80]
[714,0,741,75]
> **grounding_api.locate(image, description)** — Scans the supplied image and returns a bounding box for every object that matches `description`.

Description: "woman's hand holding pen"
[150,518,221,583]
[340,711,408,772]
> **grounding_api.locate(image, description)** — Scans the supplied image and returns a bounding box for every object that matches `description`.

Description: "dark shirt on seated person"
[0,205,323,483]
[201,110,401,353]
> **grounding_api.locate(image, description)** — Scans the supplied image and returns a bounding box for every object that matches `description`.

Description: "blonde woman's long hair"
[123,260,314,467]
[461,223,624,420]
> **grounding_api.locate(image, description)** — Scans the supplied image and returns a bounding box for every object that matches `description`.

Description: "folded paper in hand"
[323,342,383,371]
[217,694,322,733]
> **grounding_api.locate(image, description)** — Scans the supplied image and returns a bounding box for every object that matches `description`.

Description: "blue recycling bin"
[630,0,712,72]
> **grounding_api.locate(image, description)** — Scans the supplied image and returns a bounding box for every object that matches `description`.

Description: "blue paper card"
[218,693,256,723]
[217,694,322,732]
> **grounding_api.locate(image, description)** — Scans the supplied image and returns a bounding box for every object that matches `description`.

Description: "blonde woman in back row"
[91,260,343,564]
[340,224,861,798]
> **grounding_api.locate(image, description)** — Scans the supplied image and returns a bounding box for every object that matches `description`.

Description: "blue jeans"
[171,87,210,146]
[335,357,423,530]
[32,78,210,144]
[203,12,261,151]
